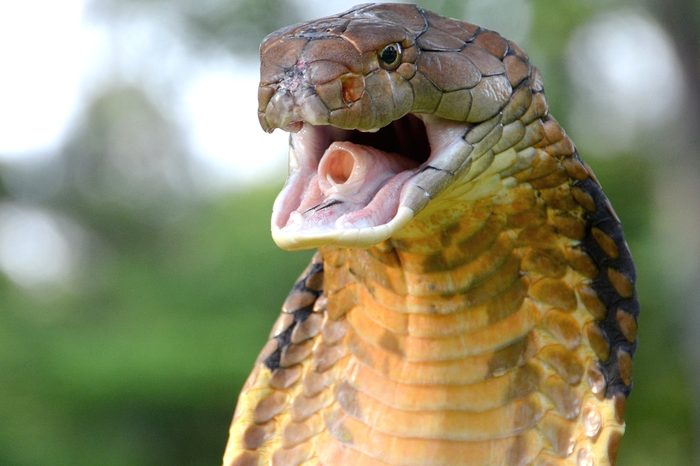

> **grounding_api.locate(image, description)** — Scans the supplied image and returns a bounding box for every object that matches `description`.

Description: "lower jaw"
[271,202,416,251]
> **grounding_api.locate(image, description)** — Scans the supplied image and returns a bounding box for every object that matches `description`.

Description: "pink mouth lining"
[269,113,478,250]
[276,136,420,233]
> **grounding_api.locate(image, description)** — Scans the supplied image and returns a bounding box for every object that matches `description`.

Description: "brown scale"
[224,4,638,466]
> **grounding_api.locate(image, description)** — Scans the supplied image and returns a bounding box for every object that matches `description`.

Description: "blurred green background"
[1,0,698,465]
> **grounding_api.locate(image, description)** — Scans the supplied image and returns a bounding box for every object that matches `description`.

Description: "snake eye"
[378,43,402,70]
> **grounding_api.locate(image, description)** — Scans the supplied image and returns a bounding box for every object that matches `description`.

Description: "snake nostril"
[341,75,365,104]
[285,121,303,133]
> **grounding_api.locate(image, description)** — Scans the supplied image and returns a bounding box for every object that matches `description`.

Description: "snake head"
[258,3,533,250]
[258,4,423,133]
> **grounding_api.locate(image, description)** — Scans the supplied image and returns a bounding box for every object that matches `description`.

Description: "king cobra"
[223,4,638,465]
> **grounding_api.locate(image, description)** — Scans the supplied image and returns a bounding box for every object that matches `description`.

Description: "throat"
[320,203,526,324]
[317,203,541,416]
[297,177,597,456]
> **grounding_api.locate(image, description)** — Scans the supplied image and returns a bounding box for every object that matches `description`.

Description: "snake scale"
[223,4,638,465]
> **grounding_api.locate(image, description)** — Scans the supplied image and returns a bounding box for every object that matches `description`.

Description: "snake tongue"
[272,140,419,247]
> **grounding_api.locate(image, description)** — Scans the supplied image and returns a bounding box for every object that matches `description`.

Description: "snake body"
[224,4,638,465]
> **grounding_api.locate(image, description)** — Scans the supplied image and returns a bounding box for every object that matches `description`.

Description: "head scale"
[258,3,522,134]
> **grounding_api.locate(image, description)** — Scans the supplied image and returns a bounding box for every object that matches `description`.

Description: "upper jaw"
[258,85,332,133]
[270,115,474,251]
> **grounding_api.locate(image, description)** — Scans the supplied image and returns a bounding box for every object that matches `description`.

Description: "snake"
[223,4,638,465]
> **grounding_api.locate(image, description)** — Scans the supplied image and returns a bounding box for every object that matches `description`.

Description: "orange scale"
[342,357,542,412]
[332,381,546,441]
[346,329,529,385]
[347,296,539,362]
[316,413,544,466]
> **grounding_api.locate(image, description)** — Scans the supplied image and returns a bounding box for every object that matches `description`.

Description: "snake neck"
[319,185,536,351]
[318,93,571,320]
[312,107,629,461]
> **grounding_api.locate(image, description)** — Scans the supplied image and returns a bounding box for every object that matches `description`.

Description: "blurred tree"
[648,0,700,461]
[55,84,197,250]
[89,0,301,57]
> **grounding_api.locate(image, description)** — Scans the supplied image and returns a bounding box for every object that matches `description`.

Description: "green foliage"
[90,0,301,56]
[0,187,311,465]
[184,0,302,56]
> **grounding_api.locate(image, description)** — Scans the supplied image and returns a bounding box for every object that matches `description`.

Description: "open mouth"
[271,112,472,250]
